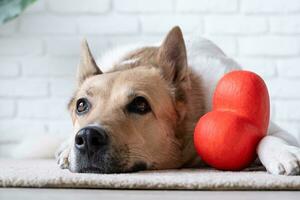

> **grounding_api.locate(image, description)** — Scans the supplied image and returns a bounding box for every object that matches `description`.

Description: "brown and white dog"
[57,26,300,175]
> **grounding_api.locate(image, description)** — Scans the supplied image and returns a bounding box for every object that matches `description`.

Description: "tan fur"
[68,26,205,172]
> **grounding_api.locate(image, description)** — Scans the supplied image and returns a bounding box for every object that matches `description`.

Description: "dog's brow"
[67,96,75,110]
[86,88,94,97]
[127,89,137,99]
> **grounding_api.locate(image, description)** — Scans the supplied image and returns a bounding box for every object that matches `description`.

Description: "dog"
[56,26,300,175]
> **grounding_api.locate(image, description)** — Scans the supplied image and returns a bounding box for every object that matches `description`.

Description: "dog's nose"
[75,126,108,153]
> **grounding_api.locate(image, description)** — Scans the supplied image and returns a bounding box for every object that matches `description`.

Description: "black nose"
[75,126,108,153]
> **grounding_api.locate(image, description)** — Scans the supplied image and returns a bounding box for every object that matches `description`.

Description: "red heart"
[194,70,270,170]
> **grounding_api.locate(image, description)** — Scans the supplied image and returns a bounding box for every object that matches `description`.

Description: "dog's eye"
[127,96,151,115]
[76,98,90,115]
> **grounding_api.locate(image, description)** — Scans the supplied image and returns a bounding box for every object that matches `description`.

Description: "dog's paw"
[55,147,70,169]
[263,145,300,175]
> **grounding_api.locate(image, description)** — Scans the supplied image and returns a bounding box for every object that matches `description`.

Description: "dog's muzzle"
[71,125,143,174]
[75,126,108,154]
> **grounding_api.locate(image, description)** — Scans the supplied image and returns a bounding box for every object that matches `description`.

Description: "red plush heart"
[194,70,270,170]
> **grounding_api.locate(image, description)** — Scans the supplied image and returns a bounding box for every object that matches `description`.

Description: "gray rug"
[0,159,300,190]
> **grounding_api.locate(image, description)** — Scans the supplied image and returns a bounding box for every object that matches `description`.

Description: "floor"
[0,189,300,200]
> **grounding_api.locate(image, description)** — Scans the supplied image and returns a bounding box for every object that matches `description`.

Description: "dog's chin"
[68,143,125,173]
[77,167,103,174]
[69,162,125,174]
[69,157,125,174]
[70,161,148,174]
[68,148,148,174]
[69,155,149,174]
[74,164,147,174]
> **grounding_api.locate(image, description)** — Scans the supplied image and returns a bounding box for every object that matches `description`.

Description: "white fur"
[120,57,140,65]
[185,37,242,112]
[11,135,65,159]
[96,43,149,72]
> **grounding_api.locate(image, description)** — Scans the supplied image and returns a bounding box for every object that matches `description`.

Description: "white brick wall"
[0,0,300,153]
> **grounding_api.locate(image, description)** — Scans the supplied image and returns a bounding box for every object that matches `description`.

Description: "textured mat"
[0,159,300,190]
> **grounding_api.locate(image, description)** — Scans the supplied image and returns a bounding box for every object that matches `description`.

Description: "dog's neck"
[177,68,205,167]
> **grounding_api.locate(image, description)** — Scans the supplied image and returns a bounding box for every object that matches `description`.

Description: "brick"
[50,78,76,97]
[0,20,18,35]
[242,0,300,13]
[270,16,300,34]
[45,37,110,56]
[78,15,139,34]
[236,58,277,78]
[20,15,76,34]
[0,39,43,56]
[239,36,300,56]
[0,99,15,117]
[45,38,81,56]
[277,59,300,78]
[48,0,110,13]
[115,0,173,12]
[274,100,300,120]
[22,57,77,77]
[17,99,70,119]
[275,121,300,137]
[0,60,20,77]
[205,16,267,34]
[141,15,203,34]
[24,0,46,13]
[176,0,238,12]
[204,36,237,56]
[0,119,46,142]
[46,120,73,136]
[266,79,300,98]
[106,35,162,47]
[84,38,112,57]
[0,79,48,97]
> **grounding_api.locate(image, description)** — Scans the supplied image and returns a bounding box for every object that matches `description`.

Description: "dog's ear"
[157,26,190,89]
[77,39,102,86]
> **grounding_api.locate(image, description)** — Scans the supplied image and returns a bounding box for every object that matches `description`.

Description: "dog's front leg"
[55,138,72,169]
[257,122,300,175]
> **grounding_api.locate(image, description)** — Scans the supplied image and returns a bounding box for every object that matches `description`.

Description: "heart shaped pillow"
[194,70,270,170]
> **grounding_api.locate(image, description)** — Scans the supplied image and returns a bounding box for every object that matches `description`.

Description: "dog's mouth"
[75,161,148,174]
[70,144,150,174]
[73,161,124,174]
[70,137,150,174]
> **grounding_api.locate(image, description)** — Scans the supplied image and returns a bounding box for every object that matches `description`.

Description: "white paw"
[55,147,70,169]
[263,145,300,175]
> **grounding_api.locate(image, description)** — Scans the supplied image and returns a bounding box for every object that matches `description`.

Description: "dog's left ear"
[77,39,102,86]
[157,26,190,89]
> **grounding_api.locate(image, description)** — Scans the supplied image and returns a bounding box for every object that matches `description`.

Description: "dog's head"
[67,26,203,173]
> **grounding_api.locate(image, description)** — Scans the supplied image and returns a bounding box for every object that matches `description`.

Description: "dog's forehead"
[79,66,164,97]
